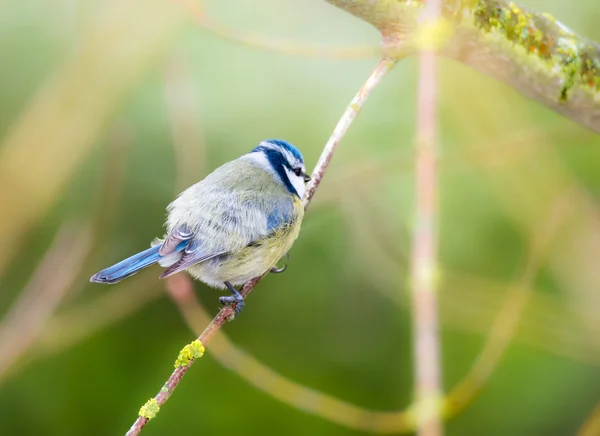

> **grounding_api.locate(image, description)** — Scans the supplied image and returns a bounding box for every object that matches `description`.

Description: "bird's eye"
[293,168,302,177]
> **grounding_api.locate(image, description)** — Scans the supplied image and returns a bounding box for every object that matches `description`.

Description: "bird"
[90,139,311,315]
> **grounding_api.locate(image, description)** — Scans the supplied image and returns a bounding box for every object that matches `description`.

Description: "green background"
[1,1,599,435]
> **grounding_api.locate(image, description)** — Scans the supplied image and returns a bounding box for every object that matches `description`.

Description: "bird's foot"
[221,281,245,317]
[270,253,289,274]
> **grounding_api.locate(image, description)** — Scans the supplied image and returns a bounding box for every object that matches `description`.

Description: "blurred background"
[1,0,599,435]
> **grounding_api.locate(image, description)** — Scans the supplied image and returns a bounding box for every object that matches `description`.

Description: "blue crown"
[252,139,304,163]
[264,139,303,162]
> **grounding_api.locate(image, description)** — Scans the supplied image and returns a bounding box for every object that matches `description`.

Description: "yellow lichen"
[470,0,600,101]
[508,2,520,15]
[139,398,160,420]
[174,339,205,368]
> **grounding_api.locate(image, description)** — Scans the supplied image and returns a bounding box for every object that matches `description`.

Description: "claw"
[270,253,289,274]
[270,264,287,274]
[221,281,245,316]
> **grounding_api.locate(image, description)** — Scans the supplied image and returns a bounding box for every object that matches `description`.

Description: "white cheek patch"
[241,152,275,175]
[284,166,306,199]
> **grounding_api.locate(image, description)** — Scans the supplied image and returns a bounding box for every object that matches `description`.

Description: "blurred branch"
[1,196,589,431]
[327,0,600,133]
[165,187,566,434]
[321,121,600,367]
[90,123,133,247]
[410,0,443,434]
[125,58,397,435]
[0,124,139,379]
[178,0,382,59]
[165,273,417,432]
[163,54,207,189]
[0,222,92,384]
[313,123,579,208]
[35,272,162,359]
[578,402,600,436]
[444,189,571,417]
[6,213,587,434]
[342,175,600,365]
[0,0,184,273]
[9,250,589,434]
[69,122,134,298]
[440,271,600,366]
[0,272,162,382]
[442,70,600,360]
[1,199,579,434]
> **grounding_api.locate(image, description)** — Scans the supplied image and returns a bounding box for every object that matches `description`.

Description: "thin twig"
[305,58,397,206]
[177,0,382,60]
[410,0,443,434]
[0,222,91,383]
[125,57,397,436]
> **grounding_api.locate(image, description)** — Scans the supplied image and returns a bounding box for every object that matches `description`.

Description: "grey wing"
[159,238,227,279]
[158,224,194,256]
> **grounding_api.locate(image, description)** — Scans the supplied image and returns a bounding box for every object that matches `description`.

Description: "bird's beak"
[303,172,311,183]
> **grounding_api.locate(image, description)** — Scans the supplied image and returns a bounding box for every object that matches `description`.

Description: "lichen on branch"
[138,399,160,420]
[469,1,600,102]
[326,0,600,133]
[174,340,205,368]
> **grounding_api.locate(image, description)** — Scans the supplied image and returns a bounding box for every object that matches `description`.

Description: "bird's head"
[247,139,311,198]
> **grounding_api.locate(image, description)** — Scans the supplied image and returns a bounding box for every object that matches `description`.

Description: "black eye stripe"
[262,149,300,197]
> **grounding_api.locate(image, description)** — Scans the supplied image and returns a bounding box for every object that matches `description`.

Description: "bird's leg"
[220,281,245,315]
[270,252,289,274]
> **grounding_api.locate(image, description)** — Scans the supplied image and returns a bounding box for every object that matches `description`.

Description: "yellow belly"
[186,198,304,288]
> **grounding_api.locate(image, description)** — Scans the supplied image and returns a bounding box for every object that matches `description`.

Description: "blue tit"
[90,139,311,314]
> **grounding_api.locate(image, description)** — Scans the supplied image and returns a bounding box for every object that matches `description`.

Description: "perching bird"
[90,139,310,314]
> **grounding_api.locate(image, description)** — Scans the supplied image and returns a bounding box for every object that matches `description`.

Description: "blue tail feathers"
[90,241,188,284]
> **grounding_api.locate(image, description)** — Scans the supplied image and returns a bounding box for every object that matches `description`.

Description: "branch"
[326,0,600,133]
[410,0,443,434]
[0,222,91,383]
[178,0,381,59]
[125,57,397,436]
